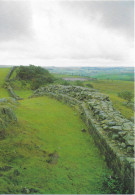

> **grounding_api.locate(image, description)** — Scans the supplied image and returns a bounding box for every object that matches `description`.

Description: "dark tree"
[118,91,133,103]
[16,65,54,89]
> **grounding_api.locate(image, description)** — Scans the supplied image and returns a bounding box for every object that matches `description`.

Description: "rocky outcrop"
[30,85,134,193]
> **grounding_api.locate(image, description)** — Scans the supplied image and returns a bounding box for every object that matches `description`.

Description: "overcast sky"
[0,0,134,67]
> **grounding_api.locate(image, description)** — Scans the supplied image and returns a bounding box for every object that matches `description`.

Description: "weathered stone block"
[109,126,122,132]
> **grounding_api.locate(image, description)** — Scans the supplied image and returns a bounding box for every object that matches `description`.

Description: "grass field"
[0,68,10,98]
[0,96,111,194]
[92,72,134,81]
[0,68,111,194]
[0,67,134,193]
[14,89,33,99]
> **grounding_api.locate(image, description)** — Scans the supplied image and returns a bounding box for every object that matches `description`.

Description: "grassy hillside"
[0,68,10,98]
[0,96,111,194]
[0,67,112,194]
[0,67,133,193]
[93,72,134,81]
[87,79,134,94]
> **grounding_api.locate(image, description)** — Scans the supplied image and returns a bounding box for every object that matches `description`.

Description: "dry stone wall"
[30,84,134,193]
[5,66,17,82]
[0,67,18,138]
[5,67,23,100]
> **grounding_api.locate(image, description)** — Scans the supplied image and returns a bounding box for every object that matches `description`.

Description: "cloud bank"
[0,0,134,67]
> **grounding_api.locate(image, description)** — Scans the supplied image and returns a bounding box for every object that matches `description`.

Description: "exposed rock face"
[30,85,134,193]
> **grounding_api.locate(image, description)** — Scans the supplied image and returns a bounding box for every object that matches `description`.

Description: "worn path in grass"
[13,96,110,194]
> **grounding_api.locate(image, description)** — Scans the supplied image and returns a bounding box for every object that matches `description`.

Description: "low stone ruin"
[4,66,23,100]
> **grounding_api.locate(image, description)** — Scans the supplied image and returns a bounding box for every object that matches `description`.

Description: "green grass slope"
[0,96,110,194]
[93,72,134,81]
[14,89,33,99]
[0,68,10,98]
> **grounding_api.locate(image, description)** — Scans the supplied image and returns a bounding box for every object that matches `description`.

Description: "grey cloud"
[62,1,134,39]
[0,1,134,66]
[69,52,123,61]
[95,1,134,39]
[0,1,32,41]
[34,50,123,61]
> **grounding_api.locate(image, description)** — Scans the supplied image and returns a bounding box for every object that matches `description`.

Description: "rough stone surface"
[29,84,134,193]
[0,97,17,105]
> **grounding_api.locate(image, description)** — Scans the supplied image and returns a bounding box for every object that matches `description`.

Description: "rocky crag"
[30,85,134,193]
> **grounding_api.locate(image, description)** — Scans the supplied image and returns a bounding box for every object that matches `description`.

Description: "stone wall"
[0,67,19,138]
[6,84,23,100]
[5,67,23,100]
[30,85,134,193]
[5,66,17,82]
